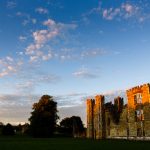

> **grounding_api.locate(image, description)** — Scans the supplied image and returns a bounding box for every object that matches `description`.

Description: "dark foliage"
[0,122,3,126]
[60,116,85,137]
[2,123,15,136]
[29,95,59,137]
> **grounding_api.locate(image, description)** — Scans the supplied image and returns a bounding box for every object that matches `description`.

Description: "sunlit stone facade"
[86,83,150,139]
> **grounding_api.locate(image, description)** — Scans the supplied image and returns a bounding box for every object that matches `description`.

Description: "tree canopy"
[60,116,84,137]
[29,95,59,137]
[2,123,15,136]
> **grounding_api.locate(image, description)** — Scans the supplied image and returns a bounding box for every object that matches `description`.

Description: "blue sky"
[0,0,150,125]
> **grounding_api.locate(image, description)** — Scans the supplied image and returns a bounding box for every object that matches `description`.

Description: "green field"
[0,136,150,150]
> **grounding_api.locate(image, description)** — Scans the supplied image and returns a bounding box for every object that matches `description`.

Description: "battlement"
[95,95,104,105]
[126,83,150,93]
[86,99,94,104]
[126,83,150,109]
[95,95,104,99]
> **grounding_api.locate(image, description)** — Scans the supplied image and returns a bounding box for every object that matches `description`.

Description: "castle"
[86,83,150,139]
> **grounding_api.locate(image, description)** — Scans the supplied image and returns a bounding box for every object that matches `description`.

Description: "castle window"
[134,93,142,104]
[135,109,144,121]
[134,95,137,105]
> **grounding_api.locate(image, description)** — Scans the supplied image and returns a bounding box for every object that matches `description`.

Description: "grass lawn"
[0,136,150,150]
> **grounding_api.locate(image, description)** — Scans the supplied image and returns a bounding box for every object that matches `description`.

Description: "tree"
[2,123,15,136]
[29,95,59,137]
[0,122,3,126]
[60,116,85,137]
[0,122,4,135]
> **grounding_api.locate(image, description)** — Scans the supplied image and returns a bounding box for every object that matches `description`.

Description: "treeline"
[0,95,86,138]
[0,122,29,136]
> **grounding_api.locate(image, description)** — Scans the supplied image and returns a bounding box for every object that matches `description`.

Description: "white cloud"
[25,19,59,58]
[26,44,41,55]
[30,55,39,62]
[6,56,14,62]
[18,52,24,56]
[33,30,49,44]
[42,51,53,61]
[0,56,23,78]
[43,19,55,26]
[102,3,141,21]
[33,29,58,44]
[72,67,99,79]
[0,70,9,78]
[102,8,121,20]
[7,65,16,71]
[19,36,27,41]
[122,3,134,14]
[25,18,77,62]
[84,1,148,23]
[121,3,139,19]
[28,50,54,62]
[35,7,49,14]
[81,48,106,58]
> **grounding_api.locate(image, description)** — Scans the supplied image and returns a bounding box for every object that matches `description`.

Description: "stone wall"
[143,104,150,136]
[86,99,94,138]
[126,83,150,137]
[86,83,150,140]
[94,95,105,139]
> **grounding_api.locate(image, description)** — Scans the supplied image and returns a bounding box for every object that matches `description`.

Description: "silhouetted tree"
[29,95,59,137]
[60,116,84,137]
[0,122,3,126]
[22,123,30,135]
[0,122,4,135]
[2,123,15,136]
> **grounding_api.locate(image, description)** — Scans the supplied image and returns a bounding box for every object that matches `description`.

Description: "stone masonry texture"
[86,83,150,139]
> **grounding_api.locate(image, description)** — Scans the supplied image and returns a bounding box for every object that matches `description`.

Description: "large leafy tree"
[29,95,59,137]
[60,116,84,137]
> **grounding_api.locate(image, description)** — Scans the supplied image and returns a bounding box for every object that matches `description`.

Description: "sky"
[0,0,150,125]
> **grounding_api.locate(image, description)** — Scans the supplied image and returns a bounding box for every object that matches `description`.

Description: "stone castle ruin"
[86,83,150,139]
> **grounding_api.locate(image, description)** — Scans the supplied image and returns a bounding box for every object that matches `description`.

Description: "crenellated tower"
[94,95,105,139]
[86,95,105,139]
[126,83,150,137]
[86,99,95,138]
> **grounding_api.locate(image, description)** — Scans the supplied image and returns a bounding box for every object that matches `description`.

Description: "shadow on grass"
[0,135,150,150]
